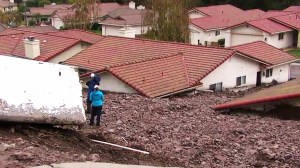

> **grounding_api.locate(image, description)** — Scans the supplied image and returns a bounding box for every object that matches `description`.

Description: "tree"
[143,0,191,43]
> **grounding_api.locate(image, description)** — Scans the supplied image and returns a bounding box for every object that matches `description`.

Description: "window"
[209,82,223,91]
[278,33,284,40]
[215,30,220,36]
[236,76,246,86]
[198,40,201,45]
[266,68,273,78]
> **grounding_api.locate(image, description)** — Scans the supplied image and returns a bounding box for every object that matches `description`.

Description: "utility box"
[0,55,86,125]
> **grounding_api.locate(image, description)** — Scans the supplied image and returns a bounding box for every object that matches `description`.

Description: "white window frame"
[209,82,223,91]
[278,33,284,40]
[266,68,273,78]
[236,76,246,87]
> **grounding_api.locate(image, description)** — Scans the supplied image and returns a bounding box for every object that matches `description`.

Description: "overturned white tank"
[0,55,86,125]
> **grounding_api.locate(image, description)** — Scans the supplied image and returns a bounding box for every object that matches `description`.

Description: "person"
[89,85,104,126]
[86,73,100,114]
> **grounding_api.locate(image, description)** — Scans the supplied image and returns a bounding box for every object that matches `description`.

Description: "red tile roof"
[214,78,300,110]
[258,10,296,19]
[0,1,17,7]
[46,29,104,44]
[100,14,143,26]
[191,4,244,17]
[43,4,73,9]
[190,9,265,31]
[65,36,235,86]
[271,13,300,30]
[0,34,22,55]
[284,6,300,12]
[96,2,123,16]
[108,53,193,98]
[27,7,57,16]
[247,18,292,34]
[0,31,80,62]
[231,41,297,66]
[17,26,58,32]
[52,9,75,20]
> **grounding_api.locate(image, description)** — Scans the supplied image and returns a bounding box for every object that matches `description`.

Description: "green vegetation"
[288,49,300,58]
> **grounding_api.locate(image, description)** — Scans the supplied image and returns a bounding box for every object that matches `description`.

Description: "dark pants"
[90,106,102,126]
[86,97,91,114]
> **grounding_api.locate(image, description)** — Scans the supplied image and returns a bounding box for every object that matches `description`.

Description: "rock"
[79,154,87,161]
[10,152,33,161]
[0,142,15,152]
[116,120,123,125]
[90,154,100,162]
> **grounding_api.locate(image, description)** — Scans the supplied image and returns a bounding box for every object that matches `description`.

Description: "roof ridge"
[105,35,235,51]
[107,52,184,69]
[61,29,102,36]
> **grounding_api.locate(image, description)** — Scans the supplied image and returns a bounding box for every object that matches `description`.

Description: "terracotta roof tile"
[247,18,292,34]
[96,3,123,16]
[27,7,57,16]
[271,13,300,30]
[100,14,143,26]
[0,1,17,7]
[46,29,104,44]
[0,33,22,55]
[108,53,193,98]
[214,78,300,110]
[259,10,296,19]
[43,4,73,9]
[53,9,75,20]
[0,30,80,62]
[192,4,244,17]
[232,41,297,66]
[17,26,58,32]
[65,36,235,86]
[190,9,265,31]
[284,6,300,12]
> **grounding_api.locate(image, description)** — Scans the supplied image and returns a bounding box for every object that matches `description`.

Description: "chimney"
[23,36,40,59]
[129,1,135,9]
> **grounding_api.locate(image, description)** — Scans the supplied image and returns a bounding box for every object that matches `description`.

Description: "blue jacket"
[89,90,104,107]
[86,78,99,96]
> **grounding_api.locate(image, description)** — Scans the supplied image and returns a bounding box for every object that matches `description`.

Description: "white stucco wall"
[225,25,264,47]
[189,24,225,46]
[82,72,137,94]
[265,31,294,49]
[51,16,64,29]
[189,11,207,19]
[48,42,90,64]
[102,24,148,37]
[199,54,261,90]
[0,55,85,124]
[261,64,290,83]
[226,25,294,49]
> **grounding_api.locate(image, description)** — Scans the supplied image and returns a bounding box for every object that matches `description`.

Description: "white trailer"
[0,55,86,125]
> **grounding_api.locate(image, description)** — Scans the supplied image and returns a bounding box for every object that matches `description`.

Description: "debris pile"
[98,91,300,167]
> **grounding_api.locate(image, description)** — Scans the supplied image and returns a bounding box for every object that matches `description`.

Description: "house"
[0,0,17,12]
[50,2,123,29]
[225,18,295,48]
[100,1,148,38]
[0,55,85,125]
[214,78,300,111]
[64,36,297,98]
[26,4,73,26]
[189,9,265,46]
[188,4,244,19]
[0,29,101,63]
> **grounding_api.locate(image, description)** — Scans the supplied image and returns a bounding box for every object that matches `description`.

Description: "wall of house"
[48,42,90,64]
[225,25,264,47]
[51,15,64,29]
[82,72,137,94]
[189,11,206,19]
[189,24,225,46]
[102,25,148,37]
[265,31,293,49]
[198,54,261,90]
[261,64,290,83]
[0,55,85,125]
[0,6,17,12]
[102,25,123,36]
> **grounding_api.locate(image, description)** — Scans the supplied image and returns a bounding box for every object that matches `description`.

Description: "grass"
[288,49,300,58]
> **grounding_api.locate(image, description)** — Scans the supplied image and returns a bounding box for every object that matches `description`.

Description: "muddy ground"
[0,87,300,168]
